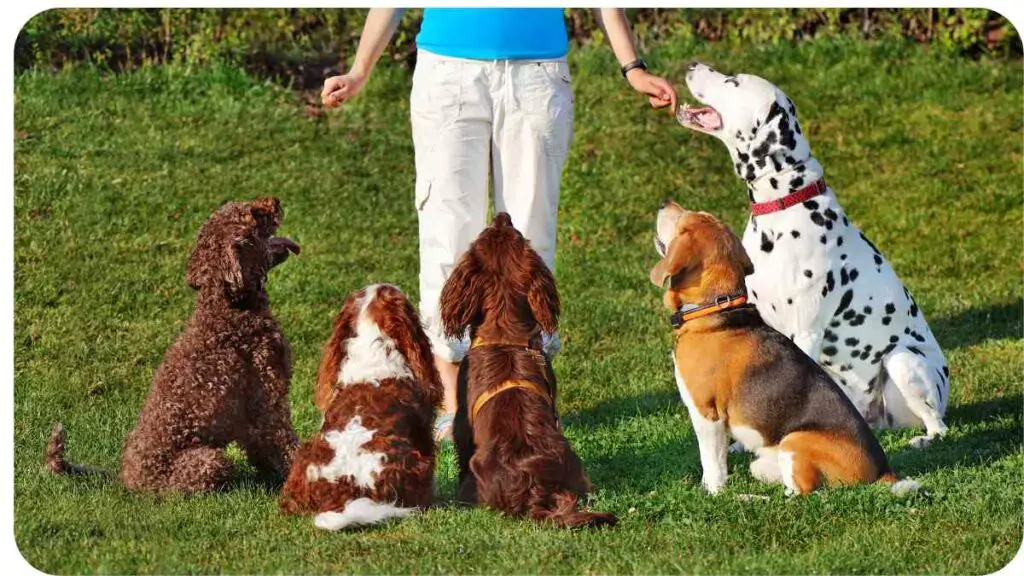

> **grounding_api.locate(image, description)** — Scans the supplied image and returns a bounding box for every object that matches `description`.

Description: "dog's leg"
[166,446,234,492]
[674,359,728,494]
[883,349,948,448]
[241,399,298,478]
[749,447,782,484]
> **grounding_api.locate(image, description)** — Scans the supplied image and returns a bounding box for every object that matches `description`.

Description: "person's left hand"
[626,69,678,112]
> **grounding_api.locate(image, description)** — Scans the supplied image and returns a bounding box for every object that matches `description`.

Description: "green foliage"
[15,8,1021,82]
[13,37,1023,573]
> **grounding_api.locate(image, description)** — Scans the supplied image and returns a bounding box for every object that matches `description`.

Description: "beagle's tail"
[313,498,418,531]
[44,423,103,476]
[878,472,921,497]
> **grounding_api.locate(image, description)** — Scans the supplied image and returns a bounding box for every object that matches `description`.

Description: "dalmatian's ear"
[746,101,793,166]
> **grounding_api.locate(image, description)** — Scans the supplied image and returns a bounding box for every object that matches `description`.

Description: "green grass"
[14,36,1023,574]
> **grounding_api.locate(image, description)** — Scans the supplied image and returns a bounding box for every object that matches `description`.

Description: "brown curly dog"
[46,197,301,493]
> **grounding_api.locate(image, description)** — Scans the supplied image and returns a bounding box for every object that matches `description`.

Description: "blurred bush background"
[15,8,1021,88]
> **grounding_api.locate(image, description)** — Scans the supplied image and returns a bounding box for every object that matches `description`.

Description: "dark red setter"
[439,213,615,528]
[279,284,442,530]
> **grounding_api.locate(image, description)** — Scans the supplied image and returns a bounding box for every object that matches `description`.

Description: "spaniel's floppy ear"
[439,250,484,339]
[314,293,360,413]
[527,252,560,333]
[649,229,698,288]
[396,297,444,409]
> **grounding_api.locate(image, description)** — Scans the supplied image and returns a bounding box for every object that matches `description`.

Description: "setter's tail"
[531,490,617,529]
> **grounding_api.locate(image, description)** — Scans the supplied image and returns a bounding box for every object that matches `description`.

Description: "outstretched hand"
[626,69,678,112]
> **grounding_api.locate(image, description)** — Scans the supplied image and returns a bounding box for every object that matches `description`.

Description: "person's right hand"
[321,73,367,109]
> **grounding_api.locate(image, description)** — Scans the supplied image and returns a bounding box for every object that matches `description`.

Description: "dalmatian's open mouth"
[676,102,722,133]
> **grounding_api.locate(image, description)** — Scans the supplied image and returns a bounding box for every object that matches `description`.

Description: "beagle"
[651,201,917,496]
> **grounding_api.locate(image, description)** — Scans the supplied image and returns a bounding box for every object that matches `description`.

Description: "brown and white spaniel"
[279,284,442,530]
[440,213,616,528]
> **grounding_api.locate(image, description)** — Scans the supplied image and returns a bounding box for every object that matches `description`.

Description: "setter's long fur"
[440,213,615,528]
[280,284,442,530]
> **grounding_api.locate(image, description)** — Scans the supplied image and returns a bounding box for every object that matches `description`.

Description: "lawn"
[13,36,1023,574]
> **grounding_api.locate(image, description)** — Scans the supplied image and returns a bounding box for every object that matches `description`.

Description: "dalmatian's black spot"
[882,316,892,325]
[760,232,774,253]
[776,232,783,241]
[874,254,883,267]
[751,131,778,160]
[738,152,750,163]
[747,188,756,203]
[943,366,950,377]
[859,231,882,256]
[770,177,779,190]
[845,337,859,347]
[907,345,925,357]
[735,130,743,139]
[849,269,859,282]
[821,285,828,297]
[734,162,744,176]
[904,327,911,334]
[744,163,756,181]
[824,209,837,221]
[751,218,758,232]
[803,200,819,210]
[911,330,926,343]
[790,176,805,190]
[764,101,784,124]
[824,329,838,343]
[825,270,835,294]
[822,359,832,366]
[824,220,833,230]
[771,303,777,312]
[790,230,800,239]
[725,77,740,87]
[786,298,792,305]
[803,269,812,278]
[859,349,871,361]
[839,364,851,372]
[819,234,827,245]
[862,305,872,315]
[885,303,896,315]
[889,335,899,343]
[770,155,782,172]
[795,163,806,173]
[794,121,802,135]
[829,319,841,328]
[842,309,857,321]
[872,342,896,364]
[849,314,866,327]
[910,301,919,317]
[834,289,854,316]
[840,268,849,286]
[784,155,797,166]
[837,236,844,247]
[840,254,847,260]
[843,216,849,226]
[823,345,838,356]
[751,289,758,300]
[810,212,826,227]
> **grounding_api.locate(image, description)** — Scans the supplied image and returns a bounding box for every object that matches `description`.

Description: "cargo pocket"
[521,61,574,159]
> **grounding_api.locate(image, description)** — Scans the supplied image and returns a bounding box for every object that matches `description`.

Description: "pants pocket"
[520,62,574,158]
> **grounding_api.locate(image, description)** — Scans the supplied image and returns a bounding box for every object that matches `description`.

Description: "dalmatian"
[674,61,949,448]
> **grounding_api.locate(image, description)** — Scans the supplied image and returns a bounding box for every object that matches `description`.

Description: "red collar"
[750,180,827,216]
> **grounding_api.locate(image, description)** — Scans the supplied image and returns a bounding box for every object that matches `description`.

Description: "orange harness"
[467,336,553,426]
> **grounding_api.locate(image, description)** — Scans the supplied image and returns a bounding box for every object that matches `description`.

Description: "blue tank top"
[416,8,568,60]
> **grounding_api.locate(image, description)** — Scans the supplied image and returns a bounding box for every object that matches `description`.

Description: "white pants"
[411,49,574,362]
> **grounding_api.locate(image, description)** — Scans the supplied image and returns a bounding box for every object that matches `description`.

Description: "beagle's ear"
[649,230,697,287]
[439,250,484,339]
[723,224,754,276]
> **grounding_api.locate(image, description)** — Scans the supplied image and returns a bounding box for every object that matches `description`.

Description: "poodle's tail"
[313,498,418,531]
[45,423,102,476]
[531,490,617,529]
[878,472,921,497]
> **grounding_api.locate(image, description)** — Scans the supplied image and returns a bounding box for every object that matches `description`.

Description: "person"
[321,8,678,440]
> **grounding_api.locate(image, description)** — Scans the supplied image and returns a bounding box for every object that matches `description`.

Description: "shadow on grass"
[567,389,680,431]
[932,299,1023,351]
[888,393,1023,477]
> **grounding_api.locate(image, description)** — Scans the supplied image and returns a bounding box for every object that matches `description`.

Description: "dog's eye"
[724,77,740,87]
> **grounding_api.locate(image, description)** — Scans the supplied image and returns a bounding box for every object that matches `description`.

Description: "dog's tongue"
[269,237,301,255]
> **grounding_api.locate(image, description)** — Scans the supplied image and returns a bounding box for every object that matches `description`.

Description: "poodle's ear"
[314,294,360,413]
[649,229,698,288]
[439,250,484,340]
[526,252,560,334]
[186,238,244,296]
[396,297,444,410]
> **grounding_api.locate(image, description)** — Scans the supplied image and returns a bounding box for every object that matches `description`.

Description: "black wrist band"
[621,58,648,78]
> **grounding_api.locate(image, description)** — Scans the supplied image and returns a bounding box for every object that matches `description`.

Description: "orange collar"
[670,292,748,329]
[469,379,550,425]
